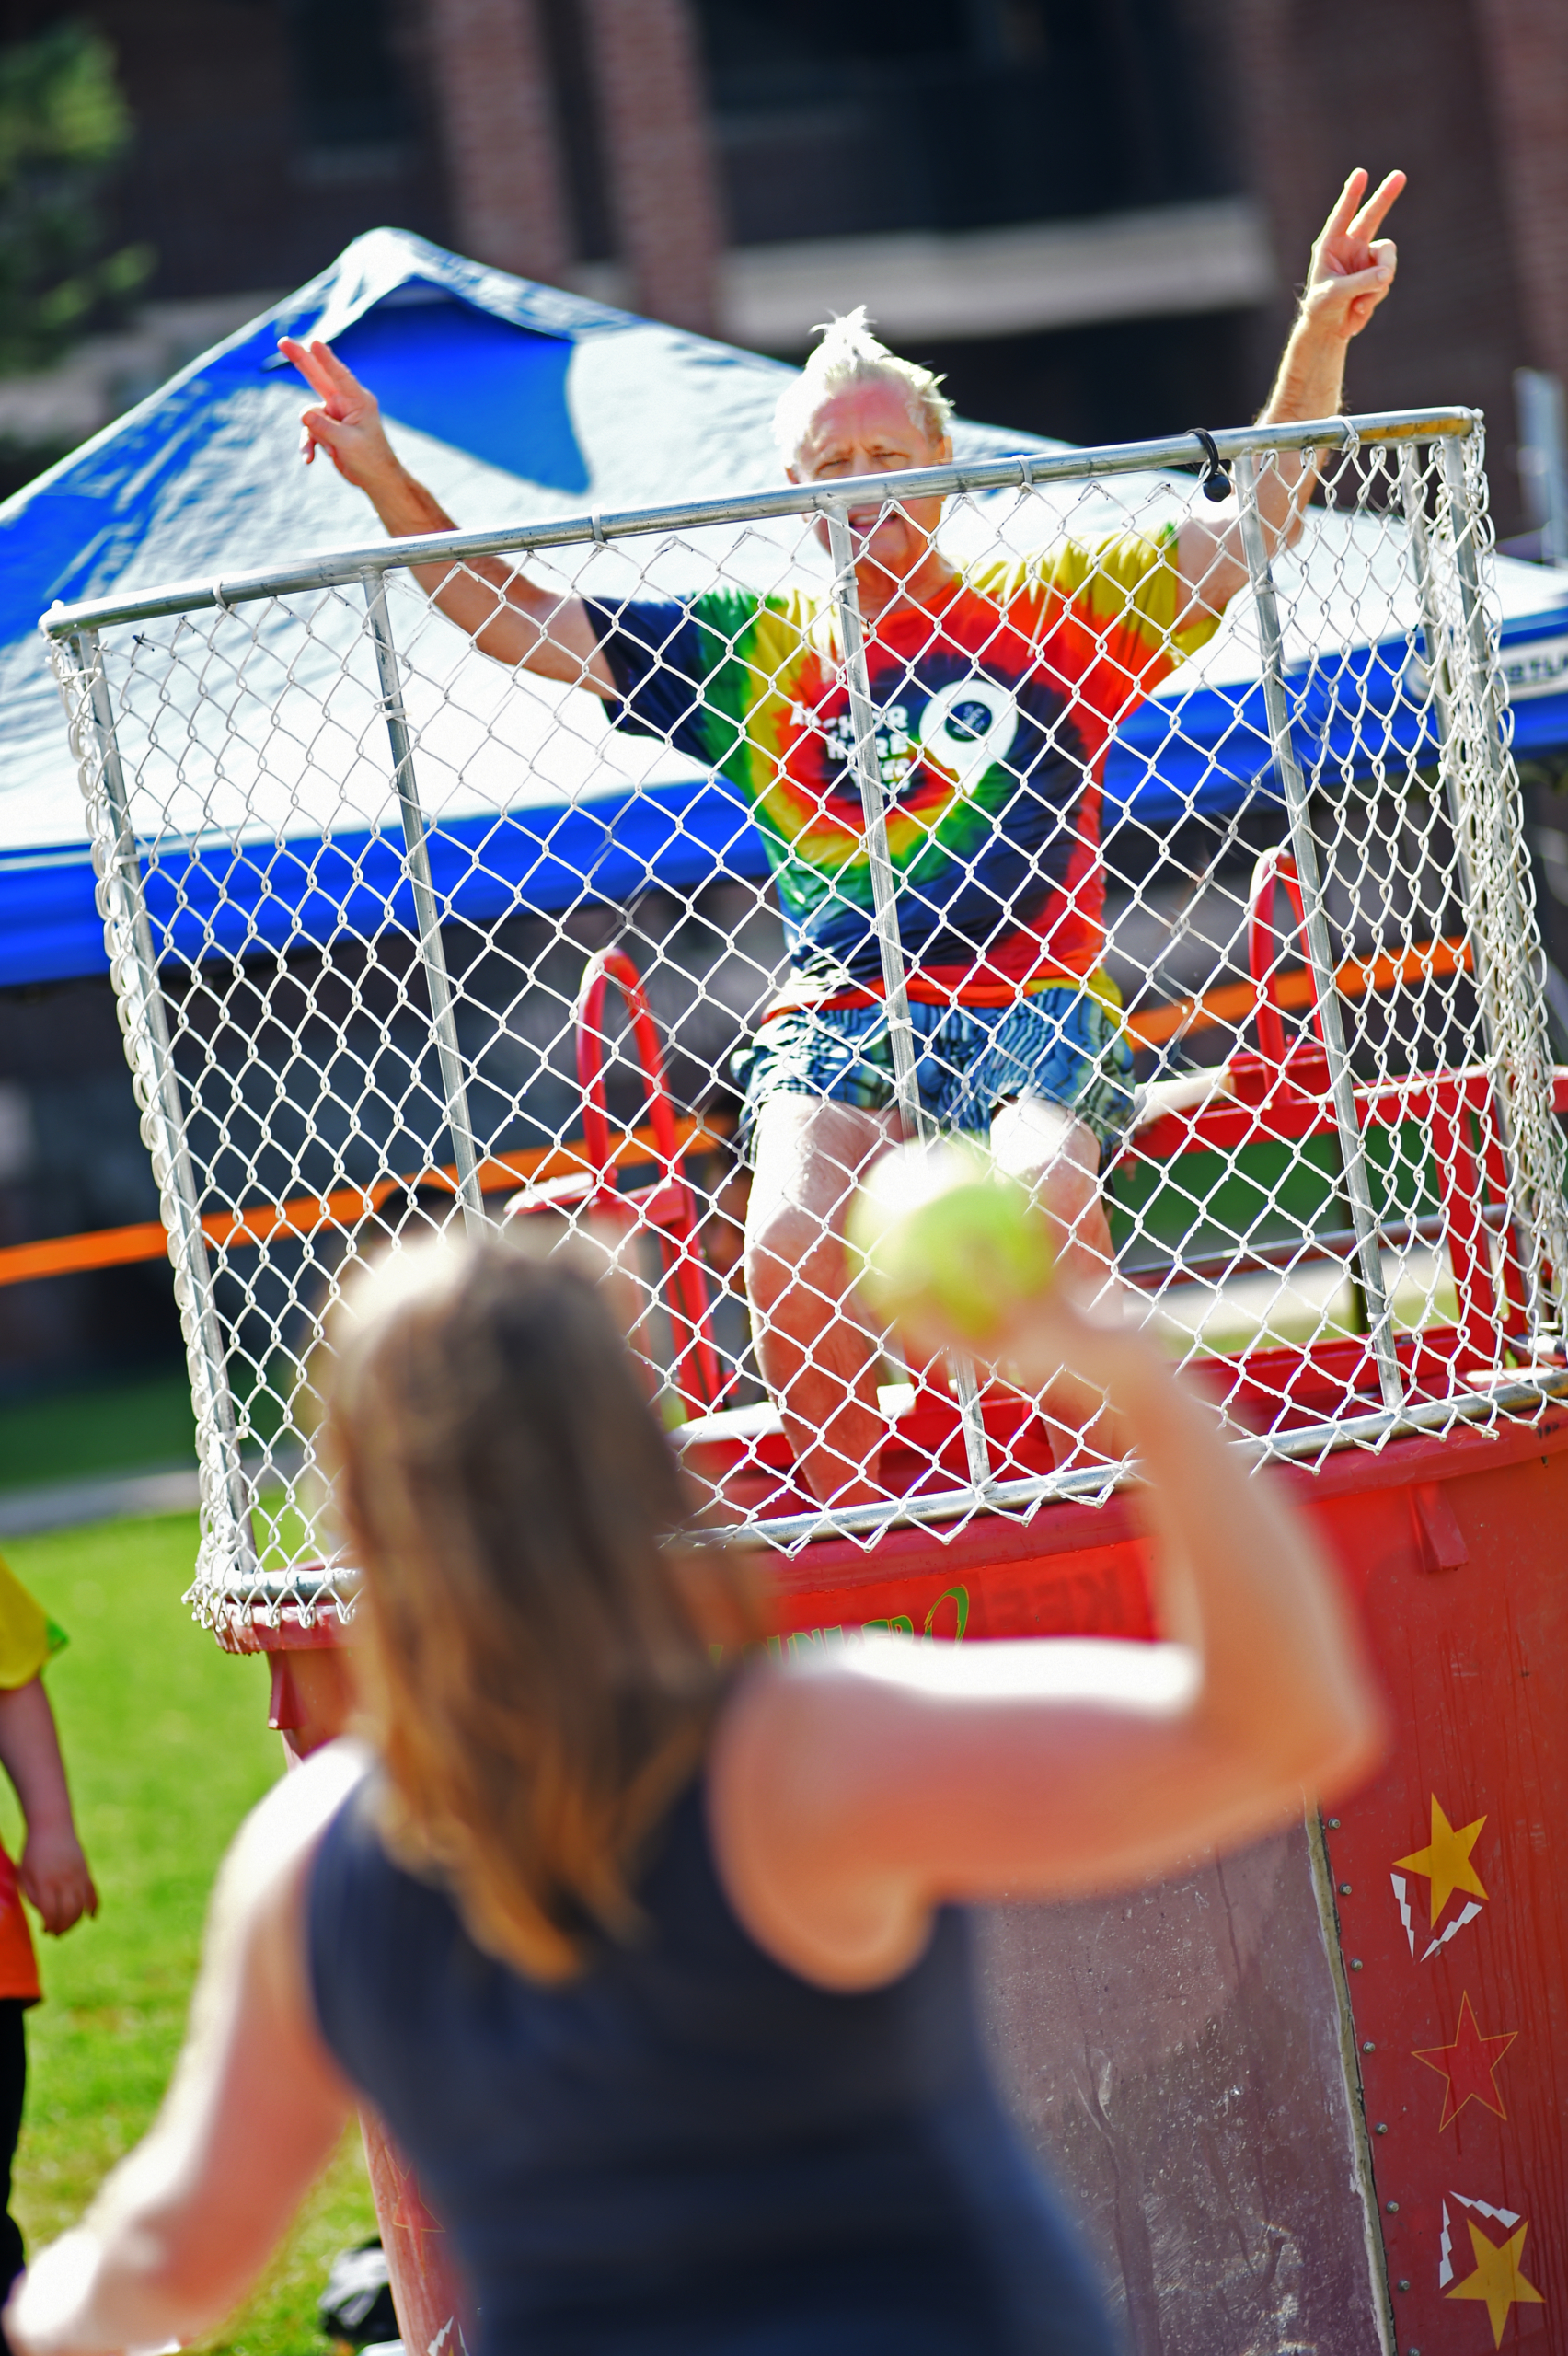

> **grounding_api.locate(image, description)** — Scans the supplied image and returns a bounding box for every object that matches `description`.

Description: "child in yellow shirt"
[0,1558,96,2317]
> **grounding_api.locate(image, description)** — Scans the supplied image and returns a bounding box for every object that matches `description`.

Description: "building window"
[694,0,1230,247]
[284,0,413,156]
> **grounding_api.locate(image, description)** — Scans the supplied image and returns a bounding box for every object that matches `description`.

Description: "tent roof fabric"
[4,226,1567,989]
[0,228,1070,987]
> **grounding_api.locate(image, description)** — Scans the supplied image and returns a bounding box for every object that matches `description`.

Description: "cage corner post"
[1435,433,1568,1345]
[62,623,257,1591]
[1232,446,1405,1416]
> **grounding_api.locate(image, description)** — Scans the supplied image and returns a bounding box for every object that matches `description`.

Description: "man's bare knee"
[744,1097,897,1313]
[744,1204,839,1319]
[993,1099,1099,1190]
[1033,1149,1101,1232]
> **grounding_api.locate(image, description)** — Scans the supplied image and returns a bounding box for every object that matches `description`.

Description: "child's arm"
[0,1683,97,1936]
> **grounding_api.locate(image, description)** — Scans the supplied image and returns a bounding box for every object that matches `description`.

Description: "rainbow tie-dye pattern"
[589,528,1217,1005]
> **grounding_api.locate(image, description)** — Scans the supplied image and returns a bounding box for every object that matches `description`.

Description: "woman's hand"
[989,1275,1165,1438]
[847,1138,1165,1435]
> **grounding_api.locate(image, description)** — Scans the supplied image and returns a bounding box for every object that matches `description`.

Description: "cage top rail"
[40,407,1478,641]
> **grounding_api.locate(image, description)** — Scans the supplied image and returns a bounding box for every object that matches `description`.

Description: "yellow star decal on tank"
[1447,2218,1544,2347]
[1396,1795,1489,1924]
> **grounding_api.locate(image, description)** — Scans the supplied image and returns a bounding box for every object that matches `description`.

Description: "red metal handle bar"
[573,948,722,1416]
[576,949,682,1192]
[1249,846,1326,1065]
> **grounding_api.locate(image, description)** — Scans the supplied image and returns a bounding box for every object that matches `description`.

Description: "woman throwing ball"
[6,1162,1381,2356]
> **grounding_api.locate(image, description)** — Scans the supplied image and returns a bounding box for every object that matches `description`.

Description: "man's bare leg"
[989,1094,1119,1462]
[744,1095,902,1507]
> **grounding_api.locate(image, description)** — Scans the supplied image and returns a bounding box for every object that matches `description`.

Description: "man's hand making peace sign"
[1299,166,1405,346]
[1174,167,1405,626]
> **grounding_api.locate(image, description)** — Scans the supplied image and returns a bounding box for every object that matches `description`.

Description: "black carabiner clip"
[1189,426,1232,503]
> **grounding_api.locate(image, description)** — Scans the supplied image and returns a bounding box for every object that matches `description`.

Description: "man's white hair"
[773,306,954,465]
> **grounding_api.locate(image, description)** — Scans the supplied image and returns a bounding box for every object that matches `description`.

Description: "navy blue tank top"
[307,1769,1115,2356]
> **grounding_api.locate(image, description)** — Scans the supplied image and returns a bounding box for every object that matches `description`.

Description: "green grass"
[0,1512,376,2356]
[0,1372,196,1495]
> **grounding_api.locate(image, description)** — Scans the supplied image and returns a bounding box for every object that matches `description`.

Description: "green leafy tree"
[0,20,154,375]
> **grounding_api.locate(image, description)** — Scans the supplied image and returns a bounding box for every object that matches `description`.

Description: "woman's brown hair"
[322,1234,762,1981]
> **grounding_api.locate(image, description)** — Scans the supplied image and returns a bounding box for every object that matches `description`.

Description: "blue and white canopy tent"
[28,225,1568,1637]
[5,225,1568,989]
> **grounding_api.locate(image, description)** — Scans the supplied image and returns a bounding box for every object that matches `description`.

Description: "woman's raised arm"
[710,1239,1385,1992]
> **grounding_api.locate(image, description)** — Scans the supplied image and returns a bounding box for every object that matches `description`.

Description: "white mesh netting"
[43,409,1568,1629]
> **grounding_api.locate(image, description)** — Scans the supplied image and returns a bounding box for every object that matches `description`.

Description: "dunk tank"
[44,409,1568,2355]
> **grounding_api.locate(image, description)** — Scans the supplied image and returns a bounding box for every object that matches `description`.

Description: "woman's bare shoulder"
[703,1634,1207,1991]
[704,1646,924,1990]
[220,1739,374,1914]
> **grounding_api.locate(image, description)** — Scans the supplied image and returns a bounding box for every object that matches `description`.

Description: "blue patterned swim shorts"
[732,979,1136,1163]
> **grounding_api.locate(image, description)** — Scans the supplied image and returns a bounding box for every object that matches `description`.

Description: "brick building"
[1,0,1563,514]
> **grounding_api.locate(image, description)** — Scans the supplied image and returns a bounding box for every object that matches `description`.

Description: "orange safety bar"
[0,933,1476,1297]
[0,1115,729,1292]
[1124,930,1472,1054]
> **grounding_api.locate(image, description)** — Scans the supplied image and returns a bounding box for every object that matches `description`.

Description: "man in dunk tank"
[281,168,1404,1507]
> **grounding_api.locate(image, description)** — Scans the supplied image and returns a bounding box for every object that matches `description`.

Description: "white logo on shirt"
[800,682,1020,800]
[917,680,1020,791]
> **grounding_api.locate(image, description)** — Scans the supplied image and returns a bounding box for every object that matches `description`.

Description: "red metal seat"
[512,914,1565,1507]
[503,948,724,1421]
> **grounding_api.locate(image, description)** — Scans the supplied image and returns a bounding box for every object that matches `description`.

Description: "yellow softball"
[847,1139,1055,1349]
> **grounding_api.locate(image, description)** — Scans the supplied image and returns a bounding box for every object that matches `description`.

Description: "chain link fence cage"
[42,408,1568,1633]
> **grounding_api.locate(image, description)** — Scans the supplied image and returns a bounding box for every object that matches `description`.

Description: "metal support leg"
[824,504,991,1491]
[1401,444,1519,1357]
[68,630,257,1584]
[1439,439,1568,1335]
[363,575,488,1237]
[1234,455,1404,1413]
[1406,445,1517,1095]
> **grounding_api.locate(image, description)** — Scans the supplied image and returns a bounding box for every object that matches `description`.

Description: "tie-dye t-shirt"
[587,530,1218,1007]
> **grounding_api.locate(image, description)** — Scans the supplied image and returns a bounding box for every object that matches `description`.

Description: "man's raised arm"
[279,337,616,696]
[1175,167,1406,627]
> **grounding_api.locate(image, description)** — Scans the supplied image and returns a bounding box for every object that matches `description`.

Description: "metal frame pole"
[1417,440,1519,1058]
[363,574,488,1237]
[1234,452,1405,1413]
[1436,438,1568,1332]
[1398,444,1520,1348]
[824,503,991,1491]
[1401,445,1517,1275]
[43,410,1482,643]
[1397,445,1457,756]
[68,629,257,1579]
[1303,1805,1401,2356]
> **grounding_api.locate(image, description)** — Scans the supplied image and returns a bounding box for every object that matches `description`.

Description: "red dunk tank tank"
[42,406,1568,2353]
